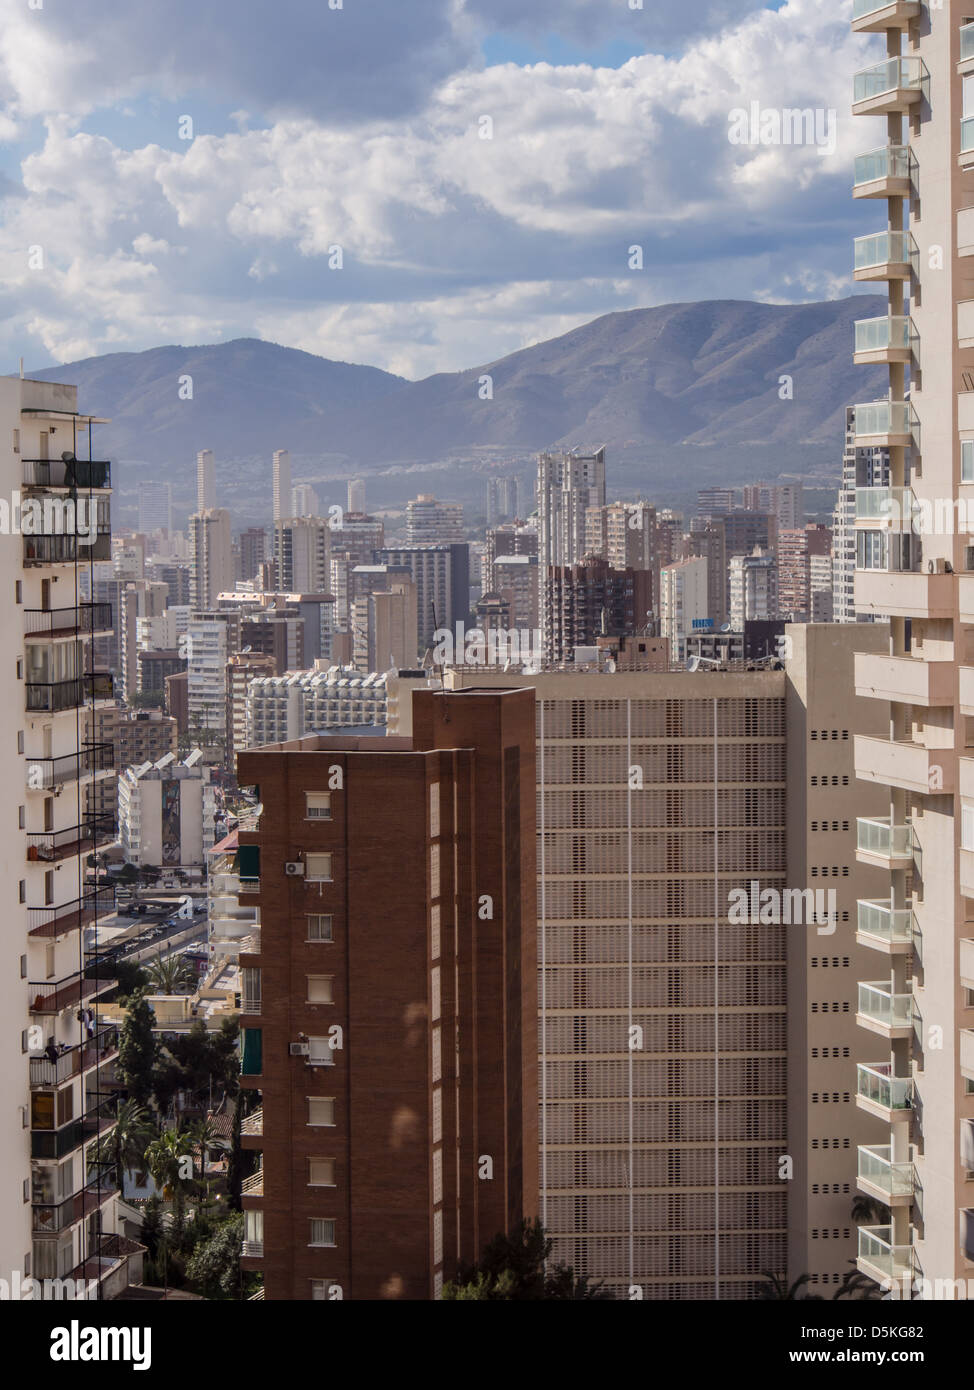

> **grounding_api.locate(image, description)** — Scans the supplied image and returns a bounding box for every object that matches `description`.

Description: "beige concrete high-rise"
[197,448,215,513]
[273,450,292,523]
[0,377,142,1296]
[189,508,233,610]
[848,0,974,1292]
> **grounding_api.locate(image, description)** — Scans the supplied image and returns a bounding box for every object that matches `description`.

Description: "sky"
[0,0,883,379]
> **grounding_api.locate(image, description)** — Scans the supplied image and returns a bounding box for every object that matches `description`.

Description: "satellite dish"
[686,655,701,673]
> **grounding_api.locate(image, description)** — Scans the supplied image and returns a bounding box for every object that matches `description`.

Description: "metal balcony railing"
[32,1168,117,1235]
[29,1027,118,1086]
[241,1108,263,1137]
[22,459,111,489]
[241,1169,264,1196]
[28,887,116,939]
[27,817,116,863]
[24,603,113,637]
[26,742,114,790]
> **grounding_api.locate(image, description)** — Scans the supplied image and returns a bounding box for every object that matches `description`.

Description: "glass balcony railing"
[858,1146,916,1201]
[853,56,924,105]
[963,22,974,62]
[858,981,914,1030]
[854,145,914,189]
[854,315,916,355]
[857,1062,913,1112]
[857,899,914,946]
[858,1225,916,1279]
[856,817,914,859]
[854,401,917,440]
[854,230,917,272]
[855,486,915,522]
[962,117,974,155]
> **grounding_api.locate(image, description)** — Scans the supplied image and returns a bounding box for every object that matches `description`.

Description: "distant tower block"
[196,449,215,513]
[273,450,292,522]
[348,479,366,514]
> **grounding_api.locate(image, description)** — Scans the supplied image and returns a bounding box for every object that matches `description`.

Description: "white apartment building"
[404,494,464,545]
[0,376,142,1297]
[291,483,319,517]
[729,552,778,629]
[197,449,215,513]
[246,666,390,746]
[187,611,235,742]
[118,752,216,868]
[189,508,233,610]
[272,449,291,523]
[273,516,331,593]
[848,0,974,1294]
[659,556,709,662]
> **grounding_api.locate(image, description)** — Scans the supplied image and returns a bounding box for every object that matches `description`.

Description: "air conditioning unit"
[289,1042,310,1056]
[284,861,305,876]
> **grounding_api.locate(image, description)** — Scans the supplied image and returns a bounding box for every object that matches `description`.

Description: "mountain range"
[27,296,890,522]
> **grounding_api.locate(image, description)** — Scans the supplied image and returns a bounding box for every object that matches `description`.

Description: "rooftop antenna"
[19,357,24,380]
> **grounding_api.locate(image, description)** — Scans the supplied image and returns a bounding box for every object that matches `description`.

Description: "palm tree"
[88,1098,155,1188]
[144,1127,197,1211]
[851,1193,890,1226]
[756,1270,819,1300]
[186,1116,219,1208]
[145,951,196,995]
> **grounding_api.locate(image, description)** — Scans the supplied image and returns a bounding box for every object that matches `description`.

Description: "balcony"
[30,1099,117,1159]
[854,651,953,706]
[857,980,914,1039]
[238,930,261,959]
[856,817,914,867]
[29,959,115,1013]
[961,939,974,991]
[241,1240,264,1258]
[857,1226,916,1285]
[854,485,916,528]
[857,899,915,954]
[241,1168,264,1197]
[961,1028,974,1082]
[854,733,954,796]
[856,1062,913,1121]
[855,567,951,619]
[28,887,116,939]
[26,742,114,791]
[857,1146,917,1207]
[27,817,116,864]
[853,401,919,450]
[23,532,112,566]
[962,118,974,168]
[851,0,920,31]
[852,57,925,116]
[22,459,111,489]
[853,230,917,282]
[24,603,113,639]
[25,671,113,713]
[241,997,262,1016]
[854,315,917,365]
[962,850,974,900]
[29,1027,118,1087]
[32,1170,117,1235]
[241,1107,263,1139]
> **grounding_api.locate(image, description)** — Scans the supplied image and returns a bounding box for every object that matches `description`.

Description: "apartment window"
[309,1219,336,1247]
[306,915,333,942]
[305,853,332,882]
[964,440,974,485]
[308,1097,336,1126]
[429,781,440,838]
[307,976,334,1005]
[309,1158,336,1186]
[308,1037,335,1067]
[305,792,332,820]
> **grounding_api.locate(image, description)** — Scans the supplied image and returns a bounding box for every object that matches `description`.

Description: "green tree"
[88,1098,155,1187]
[186,1115,219,1206]
[118,990,158,1106]
[226,1092,244,1212]
[851,1194,890,1225]
[145,951,196,995]
[442,1218,610,1301]
[145,1127,196,1216]
[115,960,149,1001]
[756,1271,820,1301]
[139,1195,165,1263]
[185,1213,246,1300]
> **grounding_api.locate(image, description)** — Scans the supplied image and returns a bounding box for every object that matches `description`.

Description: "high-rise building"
[687,519,728,630]
[777,525,832,623]
[119,580,168,701]
[292,484,320,518]
[118,753,217,868]
[189,509,234,611]
[729,552,778,629]
[544,558,653,667]
[847,0,974,1291]
[0,376,145,1296]
[537,450,607,655]
[486,474,520,526]
[404,494,464,545]
[437,623,890,1298]
[659,557,709,660]
[197,449,216,513]
[833,406,891,624]
[138,480,172,536]
[246,667,395,746]
[273,517,331,594]
[378,545,470,655]
[238,529,267,587]
[235,685,538,1298]
[272,450,292,523]
[347,479,366,515]
[186,610,240,746]
[226,653,277,772]
[91,705,179,824]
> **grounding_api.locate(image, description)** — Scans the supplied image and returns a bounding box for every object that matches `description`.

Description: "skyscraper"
[138,480,172,535]
[197,448,216,513]
[189,508,234,611]
[273,450,292,523]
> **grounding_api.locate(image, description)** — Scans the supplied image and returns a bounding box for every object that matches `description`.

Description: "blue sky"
[0,0,881,378]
